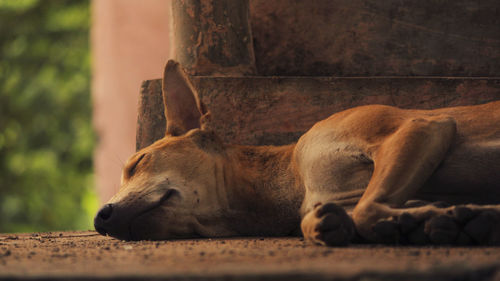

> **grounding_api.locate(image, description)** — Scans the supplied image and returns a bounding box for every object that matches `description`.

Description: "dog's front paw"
[301,203,355,246]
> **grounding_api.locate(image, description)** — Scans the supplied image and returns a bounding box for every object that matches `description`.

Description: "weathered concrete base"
[1,232,500,281]
[249,0,500,76]
[137,76,500,149]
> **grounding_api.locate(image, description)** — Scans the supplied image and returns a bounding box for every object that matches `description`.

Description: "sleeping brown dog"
[94,60,500,246]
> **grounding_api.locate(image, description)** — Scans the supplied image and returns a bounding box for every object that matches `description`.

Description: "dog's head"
[94,61,233,240]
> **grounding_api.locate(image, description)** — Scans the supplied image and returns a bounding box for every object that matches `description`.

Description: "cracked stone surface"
[1,231,499,280]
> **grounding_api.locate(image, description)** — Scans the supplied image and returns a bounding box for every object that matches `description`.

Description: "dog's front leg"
[352,115,457,244]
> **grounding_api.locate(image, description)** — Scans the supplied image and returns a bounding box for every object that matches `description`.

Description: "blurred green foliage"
[0,0,98,232]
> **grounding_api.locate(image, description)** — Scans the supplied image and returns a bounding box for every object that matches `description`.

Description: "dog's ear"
[162,60,208,136]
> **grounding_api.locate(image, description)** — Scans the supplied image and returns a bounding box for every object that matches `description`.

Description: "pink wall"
[92,0,172,204]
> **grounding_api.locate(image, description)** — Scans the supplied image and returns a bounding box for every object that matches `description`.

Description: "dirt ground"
[0,231,499,281]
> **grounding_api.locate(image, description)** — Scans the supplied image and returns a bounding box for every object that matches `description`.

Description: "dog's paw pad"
[451,206,476,223]
[463,210,500,245]
[372,219,400,244]
[455,231,473,245]
[398,212,419,234]
[314,203,355,246]
[407,223,429,245]
[403,206,499,245]
[424,215,459,244]
[372,213,423,244]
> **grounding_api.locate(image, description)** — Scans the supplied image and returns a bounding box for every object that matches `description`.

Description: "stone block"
[137,77,500,150]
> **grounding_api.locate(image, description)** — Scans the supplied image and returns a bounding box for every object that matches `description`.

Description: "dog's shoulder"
[303,104,406,142]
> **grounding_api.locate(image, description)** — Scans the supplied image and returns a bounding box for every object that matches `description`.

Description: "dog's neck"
[220,144,305,236]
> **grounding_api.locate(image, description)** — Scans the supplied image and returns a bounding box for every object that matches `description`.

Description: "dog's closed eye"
[128,154,146,177]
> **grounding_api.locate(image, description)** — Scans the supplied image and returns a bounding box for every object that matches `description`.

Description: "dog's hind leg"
[351,115,460,244]
[300,114,459,246]
[349,115,500,245]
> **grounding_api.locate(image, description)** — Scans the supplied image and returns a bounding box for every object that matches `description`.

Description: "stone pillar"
[172,0,256,75]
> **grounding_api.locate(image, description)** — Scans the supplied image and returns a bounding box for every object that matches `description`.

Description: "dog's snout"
[94,204,115,236]
[97,204,113,220]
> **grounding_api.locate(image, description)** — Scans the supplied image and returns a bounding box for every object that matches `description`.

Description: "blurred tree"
[0,0,97,232]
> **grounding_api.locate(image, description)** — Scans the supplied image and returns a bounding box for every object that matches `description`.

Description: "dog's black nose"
[94,204,114,236]
[97,204,113,221]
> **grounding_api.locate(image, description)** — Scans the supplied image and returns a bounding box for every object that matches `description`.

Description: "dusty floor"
[0,231,499,281]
